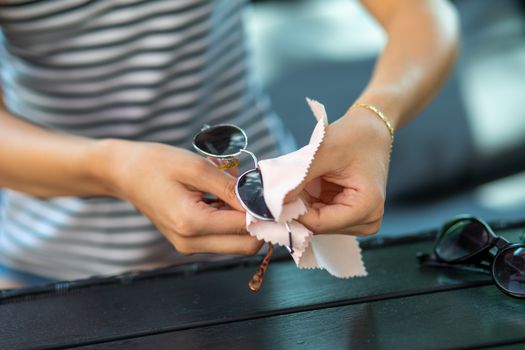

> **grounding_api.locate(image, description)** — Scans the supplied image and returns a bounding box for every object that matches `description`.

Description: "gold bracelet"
[350,102,395,153]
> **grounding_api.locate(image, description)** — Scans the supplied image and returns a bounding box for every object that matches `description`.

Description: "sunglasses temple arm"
[249,243,274,292]
[240,149,259,169]
[285,221,294,254]
[418,256,491,275]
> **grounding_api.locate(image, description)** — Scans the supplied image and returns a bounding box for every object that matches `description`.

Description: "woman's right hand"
[97,139,263,256]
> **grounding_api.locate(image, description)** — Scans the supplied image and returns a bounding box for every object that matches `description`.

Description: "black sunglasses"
[418,215,525,298]
[193,124,294,292]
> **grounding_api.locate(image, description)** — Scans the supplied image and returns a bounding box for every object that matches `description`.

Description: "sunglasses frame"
[234,168,273,222]
[192,124,294,252]
[192,124,248,159]
[193,124,273,222]
[434,215,525,298]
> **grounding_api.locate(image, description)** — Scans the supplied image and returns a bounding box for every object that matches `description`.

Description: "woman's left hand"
[285,106,393,236]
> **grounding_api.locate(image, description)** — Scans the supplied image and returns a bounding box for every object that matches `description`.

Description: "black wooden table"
[2,220,525,350]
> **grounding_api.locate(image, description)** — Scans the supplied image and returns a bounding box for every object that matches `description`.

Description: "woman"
[0,0,459,281]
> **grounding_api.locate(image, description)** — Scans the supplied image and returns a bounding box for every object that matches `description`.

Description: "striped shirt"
[0,0,293,280]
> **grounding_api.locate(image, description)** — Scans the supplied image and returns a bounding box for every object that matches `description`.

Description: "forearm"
[0,101,260,254]
[357,0,460,128]
[0,101,117,197]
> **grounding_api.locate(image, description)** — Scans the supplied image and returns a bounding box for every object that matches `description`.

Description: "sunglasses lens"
[494,246,525,297]
[194,125,246,156]
[436,219,491,261]
[237,169,274,220]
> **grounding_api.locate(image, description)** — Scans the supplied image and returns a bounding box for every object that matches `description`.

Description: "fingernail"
[284,191,297,203]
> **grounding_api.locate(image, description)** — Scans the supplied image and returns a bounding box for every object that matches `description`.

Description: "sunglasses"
[193,124,294,292]
[418,215,525,298]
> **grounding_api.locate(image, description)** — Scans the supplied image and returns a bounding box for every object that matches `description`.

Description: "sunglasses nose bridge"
[495,237,510,250]
[240,149,259,168]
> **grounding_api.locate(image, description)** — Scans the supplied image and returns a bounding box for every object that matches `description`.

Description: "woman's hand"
[284,0,459,237]
[286,107,392,236]
[0,104,261,256]
[98,140,263,256]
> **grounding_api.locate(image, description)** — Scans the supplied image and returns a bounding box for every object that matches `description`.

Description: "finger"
[227,165,239,177]
[180,200,249,236]
[181,159,244,211]
[328,221,382,236]
[284,157,332,204]
[200,205,249,235]
[298,202,368,234]
[207,157,222,168]
[177,235,264,256]
[318,180,344,203]
[207,157,239,176]
[296,189,318,209]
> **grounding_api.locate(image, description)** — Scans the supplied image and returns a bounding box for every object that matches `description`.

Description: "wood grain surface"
[80,286,525,350]
[1,229,523,350]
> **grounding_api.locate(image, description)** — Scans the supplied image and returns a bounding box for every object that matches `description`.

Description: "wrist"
[355,89,404,129]
[86,138,134,199]
[338,106,393,158]
[349,103,394,151]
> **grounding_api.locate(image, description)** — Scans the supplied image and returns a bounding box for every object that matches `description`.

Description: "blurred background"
[1,0,525,288]
[246,0,525,236]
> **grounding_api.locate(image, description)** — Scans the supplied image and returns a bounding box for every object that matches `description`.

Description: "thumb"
[283,156,329,204]
[182,159,244,212]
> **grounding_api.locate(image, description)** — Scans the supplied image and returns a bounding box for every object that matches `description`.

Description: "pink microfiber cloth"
[246,98,367,278]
